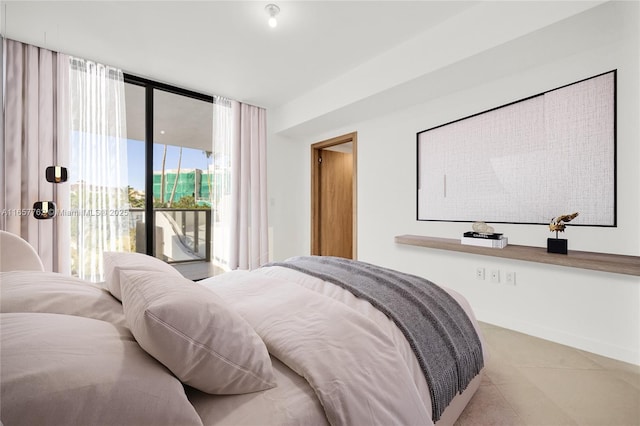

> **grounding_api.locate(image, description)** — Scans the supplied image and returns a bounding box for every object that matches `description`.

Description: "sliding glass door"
[152,89,213,268]
[124,76,224,280]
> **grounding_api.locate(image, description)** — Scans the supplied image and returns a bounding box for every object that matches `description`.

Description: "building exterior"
[153,167,229,206]
[153,168,201,204]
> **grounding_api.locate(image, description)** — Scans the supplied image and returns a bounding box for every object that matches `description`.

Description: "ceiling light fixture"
[265,4,280,28]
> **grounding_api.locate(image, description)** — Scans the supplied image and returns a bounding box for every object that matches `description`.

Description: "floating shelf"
[395,235,640,276]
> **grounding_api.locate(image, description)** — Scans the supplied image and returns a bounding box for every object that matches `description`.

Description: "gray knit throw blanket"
[267,256,484,422]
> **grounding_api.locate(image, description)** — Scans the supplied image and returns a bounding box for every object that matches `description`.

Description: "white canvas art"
[417,71,615,226]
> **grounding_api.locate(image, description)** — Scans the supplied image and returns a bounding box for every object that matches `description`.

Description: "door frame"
[311,132,357,259]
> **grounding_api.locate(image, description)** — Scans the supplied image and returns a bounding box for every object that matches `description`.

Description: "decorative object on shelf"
[463,231,503,240]
[461,236,508,249]
[472,221,495,234]
[463,222,507,248]
[547,212,579,254]
[33,201,56,220]
[45,166,68,183]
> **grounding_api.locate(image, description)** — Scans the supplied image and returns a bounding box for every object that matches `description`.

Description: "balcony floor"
[172,261,226,281]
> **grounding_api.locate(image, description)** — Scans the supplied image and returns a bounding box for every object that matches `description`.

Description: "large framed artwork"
[417,70,616,226]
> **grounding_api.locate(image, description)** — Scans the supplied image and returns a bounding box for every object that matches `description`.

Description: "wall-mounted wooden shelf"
[395,235,640,276]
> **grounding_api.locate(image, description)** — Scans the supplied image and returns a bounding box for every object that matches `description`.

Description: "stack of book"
[461,231,508,248]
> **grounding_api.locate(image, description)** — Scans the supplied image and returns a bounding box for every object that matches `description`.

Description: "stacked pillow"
[103,251,183,301]
[0,271,126,327]
[2,252,276,426]
[104,252,276,395]
[0,312,204,426]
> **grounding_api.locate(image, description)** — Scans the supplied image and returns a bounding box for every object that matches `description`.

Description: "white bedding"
[0,260,486,426]
[197,266,487,426]
[187,356,328,426]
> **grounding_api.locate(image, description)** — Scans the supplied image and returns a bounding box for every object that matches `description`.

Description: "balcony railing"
[129,208,211,264]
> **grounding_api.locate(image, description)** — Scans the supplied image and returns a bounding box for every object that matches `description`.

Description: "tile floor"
[455,322,640,426]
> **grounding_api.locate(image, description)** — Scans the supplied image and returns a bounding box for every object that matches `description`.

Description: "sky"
[127,139,212,191]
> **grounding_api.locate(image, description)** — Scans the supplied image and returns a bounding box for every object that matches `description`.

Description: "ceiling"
[123,80,214,150]
[2,1,615,141]
[1,1,476,109]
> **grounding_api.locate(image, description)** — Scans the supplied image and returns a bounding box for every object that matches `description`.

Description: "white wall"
[267,2,640,365]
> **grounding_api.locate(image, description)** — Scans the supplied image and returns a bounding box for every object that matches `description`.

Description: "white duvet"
[200,265,487,426]
[1,265,486,426]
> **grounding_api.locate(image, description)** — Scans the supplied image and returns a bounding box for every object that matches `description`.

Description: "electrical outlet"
[476,267,485,280]
[505,271,516,285]
[490,269,500,283]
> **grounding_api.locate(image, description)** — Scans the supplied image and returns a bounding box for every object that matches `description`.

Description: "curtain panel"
[69,57,129,281]
[1,38,70,274]
[236,102,268,270]
[213,97,268,270]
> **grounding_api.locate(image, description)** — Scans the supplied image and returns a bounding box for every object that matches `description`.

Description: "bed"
[0,252,487,426]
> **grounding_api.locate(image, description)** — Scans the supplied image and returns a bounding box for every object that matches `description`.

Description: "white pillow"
[0,271,126,327]
[103,251,182,301]
[0,312,203,426]
[119,270,276,394]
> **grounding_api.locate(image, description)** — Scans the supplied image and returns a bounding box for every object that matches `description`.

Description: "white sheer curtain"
[68,57,129,281]
[212,96,268,270]
[211,96,236,269]
[1,38,71,274]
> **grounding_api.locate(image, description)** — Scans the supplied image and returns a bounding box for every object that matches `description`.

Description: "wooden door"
[319,150,353,257]
[311,133,357,259]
